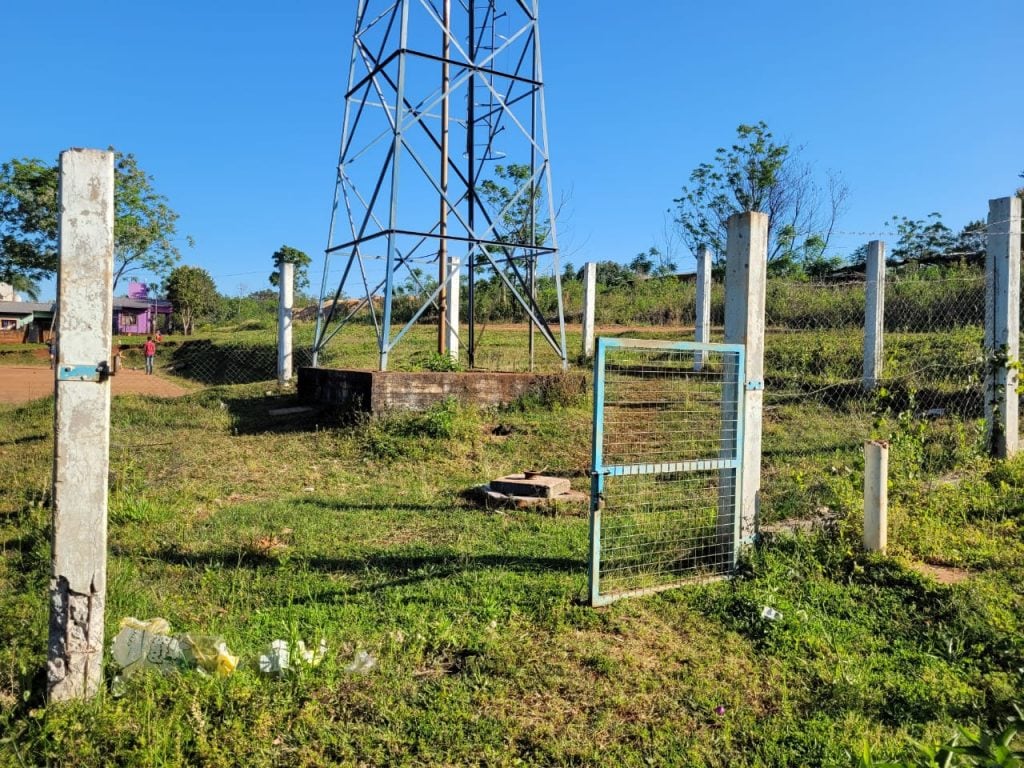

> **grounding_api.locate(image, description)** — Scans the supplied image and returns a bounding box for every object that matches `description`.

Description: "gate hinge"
[745,379,764,391]
[57,361,110,383]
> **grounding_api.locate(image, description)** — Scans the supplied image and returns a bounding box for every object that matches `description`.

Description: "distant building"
[0,301,55,343]
[112,281,172,335]
[0,280,173,343]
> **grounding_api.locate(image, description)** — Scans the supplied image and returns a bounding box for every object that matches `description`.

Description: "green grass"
[1,321,1022,766]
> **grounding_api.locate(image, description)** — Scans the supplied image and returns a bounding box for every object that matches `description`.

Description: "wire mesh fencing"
[760,267,988,521]
[589,339,744,605]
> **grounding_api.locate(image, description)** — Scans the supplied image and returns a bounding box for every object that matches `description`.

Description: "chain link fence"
[760,266,988,522]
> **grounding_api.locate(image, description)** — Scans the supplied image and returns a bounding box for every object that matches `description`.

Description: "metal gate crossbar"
[589,338,746,606]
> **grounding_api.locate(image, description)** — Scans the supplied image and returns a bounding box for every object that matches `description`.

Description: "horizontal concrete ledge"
[298,367,573,413]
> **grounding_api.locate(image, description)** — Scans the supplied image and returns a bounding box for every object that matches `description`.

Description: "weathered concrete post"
[277,260,294,384]
[49,148,114,701]
[723,212,767,545]
[863,440,889,552]
[863,240,885,391]
[694,246,712,370]
[445,257,460,363]
[581,262,597,360]
[985,196,1022,458]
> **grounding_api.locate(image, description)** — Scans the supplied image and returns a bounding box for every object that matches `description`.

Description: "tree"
[628,250,653,277]
[477,163,551,313]
[113,152,186,289]
[580,260,633,288]
[479,164,548,247]
[672,121,848,275]
[0,151,186,293]
[165,266,218,335]
[0,158,59,298]
[888,213,954,263]
[269,245,312,292]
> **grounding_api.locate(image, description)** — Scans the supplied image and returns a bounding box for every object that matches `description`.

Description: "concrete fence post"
[277,260,294,384]
[694,246,712,370]
[48,148,115,702]
[723,212,768,545]
[863,240,885,391]
[445,257,460,363]
[863,440,889,552]
[985,196,1021,458]
[581,261,597,359]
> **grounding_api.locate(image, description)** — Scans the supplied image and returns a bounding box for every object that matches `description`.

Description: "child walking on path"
[144,336,156,375]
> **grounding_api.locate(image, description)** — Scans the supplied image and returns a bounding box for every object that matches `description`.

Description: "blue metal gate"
[589,338,746,606]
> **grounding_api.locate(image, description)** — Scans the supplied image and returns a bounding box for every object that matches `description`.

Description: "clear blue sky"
[2,0,1021,300]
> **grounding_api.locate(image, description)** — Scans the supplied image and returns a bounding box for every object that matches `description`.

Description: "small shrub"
[418,352,463,372]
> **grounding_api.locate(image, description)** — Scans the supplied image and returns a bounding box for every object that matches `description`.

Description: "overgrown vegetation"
[1,317,1022,765]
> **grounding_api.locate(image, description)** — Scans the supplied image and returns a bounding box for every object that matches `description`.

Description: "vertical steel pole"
[466,1,477,368]
[438,0,451,356]
[379,0,411,371]
[528,10,538,372]
[314,0,367,367]
[48,148,114,701]
[533,0,568,370]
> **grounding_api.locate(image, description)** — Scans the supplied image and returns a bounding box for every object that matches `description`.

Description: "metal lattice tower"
[313,0,567,371]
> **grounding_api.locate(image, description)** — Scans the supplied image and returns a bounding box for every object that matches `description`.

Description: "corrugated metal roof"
[0,301,55,314]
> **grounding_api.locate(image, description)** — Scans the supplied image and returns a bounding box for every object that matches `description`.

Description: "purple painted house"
[113,281,173,336]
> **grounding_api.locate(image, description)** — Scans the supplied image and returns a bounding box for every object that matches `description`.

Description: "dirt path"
[0,366,190,405]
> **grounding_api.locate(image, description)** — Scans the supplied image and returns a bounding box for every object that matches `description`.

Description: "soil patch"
[908,562,972,585]
[0,366,190,404]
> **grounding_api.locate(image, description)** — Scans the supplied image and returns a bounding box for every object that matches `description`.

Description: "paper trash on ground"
[258,639,327,675]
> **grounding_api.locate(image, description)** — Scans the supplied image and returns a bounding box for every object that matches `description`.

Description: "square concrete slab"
[489,473,571,498]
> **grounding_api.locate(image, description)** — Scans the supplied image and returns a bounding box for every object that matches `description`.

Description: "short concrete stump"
[472,473,588,514]
[489,473,571,498]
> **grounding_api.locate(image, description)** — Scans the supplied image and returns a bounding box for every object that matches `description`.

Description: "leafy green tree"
[113,152,186,288]
[889,213,955,262]
[269,245,312,292]
[672,121,847,275]
[165,265,218,335]
[0,151,186,293]
[477,163,551,314]
[0,158,59,299]
[629,250,653,277]
[582,260,634,288]
[478,164,548,246]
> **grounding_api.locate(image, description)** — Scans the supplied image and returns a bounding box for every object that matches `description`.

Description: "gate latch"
[57,361,111,383]
[745,379,764,391]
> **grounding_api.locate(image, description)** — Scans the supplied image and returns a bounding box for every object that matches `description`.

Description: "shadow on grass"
[219,394,349,435]
[118,546,584,599]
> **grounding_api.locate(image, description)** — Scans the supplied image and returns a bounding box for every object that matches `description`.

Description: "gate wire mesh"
[590,339,744,605]
[760,267,987,521]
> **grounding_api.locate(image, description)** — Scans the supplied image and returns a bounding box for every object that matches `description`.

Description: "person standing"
[47,336,55,369]
[143,335,156,375]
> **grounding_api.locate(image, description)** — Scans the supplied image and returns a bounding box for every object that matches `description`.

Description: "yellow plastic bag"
[181,634,239,677]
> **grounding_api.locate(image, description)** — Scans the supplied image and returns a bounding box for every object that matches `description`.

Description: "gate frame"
[588,337,747,607]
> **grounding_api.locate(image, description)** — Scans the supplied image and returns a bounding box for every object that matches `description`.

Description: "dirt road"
[0,366,190,405]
